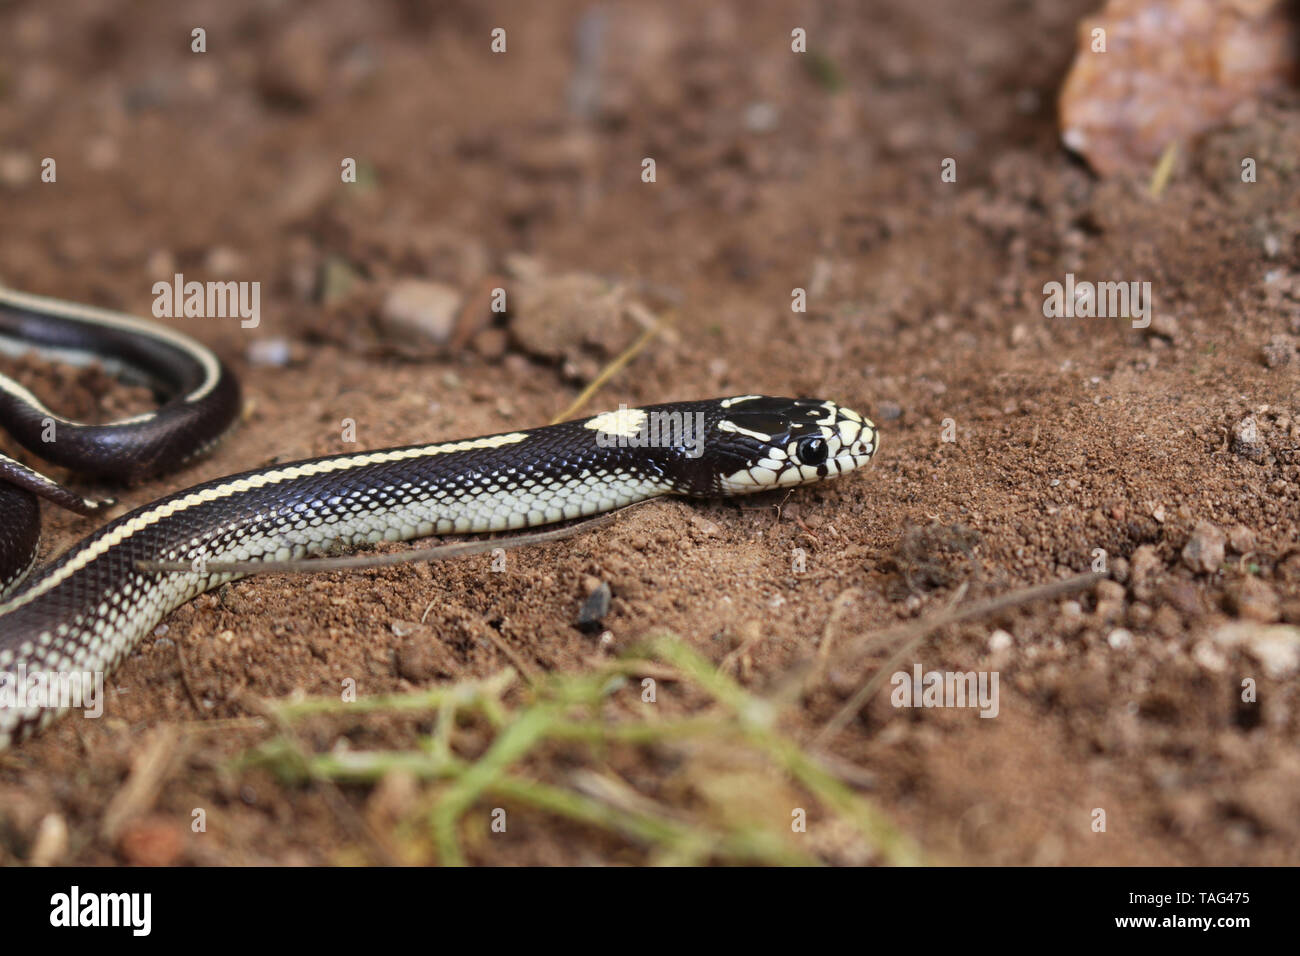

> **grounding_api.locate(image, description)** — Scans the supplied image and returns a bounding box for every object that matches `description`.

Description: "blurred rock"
[1129,544,1163,600]
[508,271,634,375]
[1226,524,1256,554]
[377,279,462,353]
[1226,576,1281,623]
[1181,521,1225,574]
[1262,334,1295,368]
[257,22,332,109]
[1060,0,1299,175]
[1213,623,1300,678]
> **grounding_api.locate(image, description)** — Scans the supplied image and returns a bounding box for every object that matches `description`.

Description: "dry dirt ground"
[1,0,1298,865]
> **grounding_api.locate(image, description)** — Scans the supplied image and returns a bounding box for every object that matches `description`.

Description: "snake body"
[0,288,877,750]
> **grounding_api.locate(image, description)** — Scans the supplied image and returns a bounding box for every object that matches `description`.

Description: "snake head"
[704,396,878,496]
[581,396,878,497]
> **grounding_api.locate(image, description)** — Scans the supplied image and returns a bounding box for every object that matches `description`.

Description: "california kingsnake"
[0,287,878,750]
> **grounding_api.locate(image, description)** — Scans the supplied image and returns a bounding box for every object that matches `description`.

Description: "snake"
[0,287,879,751]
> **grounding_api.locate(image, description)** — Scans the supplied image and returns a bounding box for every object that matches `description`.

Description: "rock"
[1181,522,1225,574]
[1213,623,1300,678]
[1161,580,1206,619]
[0,149,35,187]
[875,400,903,422]
[1129,545,1163,600]
[1059,0,1298,176]
[246,337,296,368]
[1192,640,1227,673]
[1226,576,1281,623]
[257,22,332,109]
[1095,580,1125,603]
[1226,525,1256,554]
[395,636,441,682]
[1232,416,1264,461]
[1152,605,1183,637]
[508,272,630,367]
[577,580,612,633]
[204,246,246,276]
[1262,335,1295,368]
[1127,602,1153,628]
[377,279,463,351]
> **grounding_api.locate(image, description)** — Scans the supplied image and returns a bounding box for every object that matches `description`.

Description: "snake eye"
[796,436,828,466]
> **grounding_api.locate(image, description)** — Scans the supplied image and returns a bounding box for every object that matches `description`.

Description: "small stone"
[145,248,176,277]
[1192,641,1227,673]
[1214,624,1300,679]
[378,279,463,350]
[0,149,34,187]
[1226,576,1281,623]
[875,401,903,422]
[1262,335,1295,369]
[1162,581,1206,619]
[1181,522,1225,574]
[1129,545,1162,601]
[205,246,246,276]
[396,636,440,681]
[1146,313,1180,341]
[1226,525,1256,554]
[1152,605,1183,638]
[743,101,780,133]
[1107,628,1133,650]
[256,22,331,109]
[987,629,1013,652]
[1232,416,1264,461]
[1095,580,1125,603]
[577,580,612,632]
[246,337,295,368]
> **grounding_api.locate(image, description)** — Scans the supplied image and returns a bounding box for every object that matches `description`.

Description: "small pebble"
[1226,576,1281,623]
[378,279,463,349]
[1181,521,1225,574]
[577,580,612,632]
[1129,545,1162,600]
[396,637,440,681]
[246,337,294,368]
[1226,525,1256,554]
[875,401,903,421]
[1261,335,1295,369]
[987,629,1013,652]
